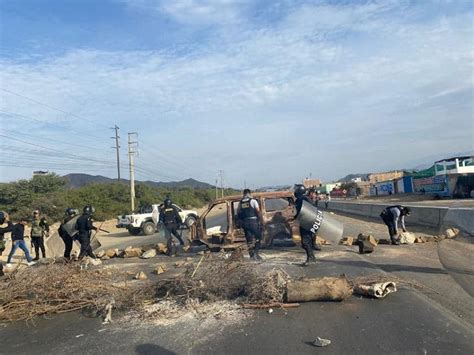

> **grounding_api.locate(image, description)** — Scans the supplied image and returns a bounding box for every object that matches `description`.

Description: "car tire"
[185,215,197,228]
[128,227,142,236]
[142,221,156,235]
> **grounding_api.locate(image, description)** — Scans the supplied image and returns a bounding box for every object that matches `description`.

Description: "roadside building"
[435,156,474,198]
[302,178,322,189]
[368,171,404,184]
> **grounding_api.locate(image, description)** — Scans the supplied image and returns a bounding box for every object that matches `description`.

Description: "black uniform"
[295,195,316,263]
[75,214,97,259]
[238,195,262,260]
[160,205,184,246]
[58,216,76,259]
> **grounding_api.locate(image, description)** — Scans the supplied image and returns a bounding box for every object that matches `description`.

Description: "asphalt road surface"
[1,210,473,355]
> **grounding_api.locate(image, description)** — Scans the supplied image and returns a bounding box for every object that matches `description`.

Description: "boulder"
[141,249,157,259]
[96,250,106,258]
[153,264,167,274]
[155,243,168,254]
[340,236,354,246]
[399,232,416,244]
[444,228,460,239]
[123,246,143,258]
[105,249,119,258]
[316,236,330,245]
[134,271,148,280]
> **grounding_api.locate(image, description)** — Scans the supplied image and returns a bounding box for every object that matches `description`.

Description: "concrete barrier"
[327,201,474,235]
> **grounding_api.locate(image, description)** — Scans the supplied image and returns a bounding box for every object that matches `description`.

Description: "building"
[302,178,322,189]
[368,171,404,184]
[435,156,474,198]
[319,182,341,194]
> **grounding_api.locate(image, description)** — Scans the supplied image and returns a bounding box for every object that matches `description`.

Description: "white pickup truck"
[116,204,199,236]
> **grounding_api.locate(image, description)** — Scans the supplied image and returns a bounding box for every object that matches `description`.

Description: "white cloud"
[1,1,473,185]
[121,0,249,25]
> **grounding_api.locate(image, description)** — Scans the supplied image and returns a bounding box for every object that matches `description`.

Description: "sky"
[0,0,473,189]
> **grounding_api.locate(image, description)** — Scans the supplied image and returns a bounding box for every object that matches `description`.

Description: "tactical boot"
[391,238,400,245]
[253,244,263,261]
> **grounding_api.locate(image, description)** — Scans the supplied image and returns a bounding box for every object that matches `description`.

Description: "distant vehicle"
[189,191,301,250]
[116,204,199,236]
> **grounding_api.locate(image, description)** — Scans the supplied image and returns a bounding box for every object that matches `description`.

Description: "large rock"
[340,236,354,246]
[399,232,416,244]
[155,243,168,254]
[134,271,148,280]
[105,249,119,258]
[123,246,143,258]
[153,264,167,274]
[141,249,157,259]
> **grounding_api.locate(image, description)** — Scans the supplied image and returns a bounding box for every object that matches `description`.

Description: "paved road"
[1,211,473,354]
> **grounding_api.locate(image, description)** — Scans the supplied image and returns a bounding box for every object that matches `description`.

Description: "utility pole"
[110,125,121,181]
[215,179,219,200]
[218,170,224,198]
[128,132,138,211]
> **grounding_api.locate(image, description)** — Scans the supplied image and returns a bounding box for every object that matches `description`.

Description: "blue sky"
[0,0,473,188]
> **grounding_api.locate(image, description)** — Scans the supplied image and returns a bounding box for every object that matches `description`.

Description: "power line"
[0,110,111,142]
[0,88,111,129]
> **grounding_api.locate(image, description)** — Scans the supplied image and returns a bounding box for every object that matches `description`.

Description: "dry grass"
[154,256,290,305]
[0,263,151,322]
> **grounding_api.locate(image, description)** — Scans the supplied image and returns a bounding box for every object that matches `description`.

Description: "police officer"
[380,205,411,245]
[58,208,78,260]
[237,189,262,261]
[159,198,185,249]
[75,205,97,259]
[294,184,317,265]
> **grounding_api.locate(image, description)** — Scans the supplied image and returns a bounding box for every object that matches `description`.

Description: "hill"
[63,173,214,189]
[337,173,370,183]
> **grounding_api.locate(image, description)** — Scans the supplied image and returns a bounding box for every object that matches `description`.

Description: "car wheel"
[128,227,141,236]
[185,215,197,228]
[142,222,156,235]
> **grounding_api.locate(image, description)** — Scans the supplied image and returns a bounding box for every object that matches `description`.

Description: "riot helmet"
[65,208,77,217]
[83,205,95,215]
[0,211,5,224]
[294,184,306,198]
[164,198,172,208]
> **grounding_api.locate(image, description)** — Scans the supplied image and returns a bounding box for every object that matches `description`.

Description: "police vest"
[31,218,44,236]
[239,197,257,219]
[163,208,177,224]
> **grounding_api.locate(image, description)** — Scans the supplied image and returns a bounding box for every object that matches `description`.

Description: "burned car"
[189,191,301,250]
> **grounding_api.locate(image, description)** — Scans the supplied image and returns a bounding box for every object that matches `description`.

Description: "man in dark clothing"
[237,189,262,261]
[294,184,317,265]
[76,205,97,259]
[30,210,49,260]
[0,212,13,256]
[160,198,185,251]
[58,208,78,260]
[380,205,411,245]
[6,217,36,267]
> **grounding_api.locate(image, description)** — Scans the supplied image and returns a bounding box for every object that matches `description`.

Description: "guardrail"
[326,201,474,235]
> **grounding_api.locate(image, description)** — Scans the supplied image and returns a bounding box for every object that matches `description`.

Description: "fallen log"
[242,303,300,309]
[286,275,352,302]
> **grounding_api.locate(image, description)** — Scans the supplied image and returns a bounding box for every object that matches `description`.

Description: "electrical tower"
[111,125,121,181]
[128,132,138,211]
